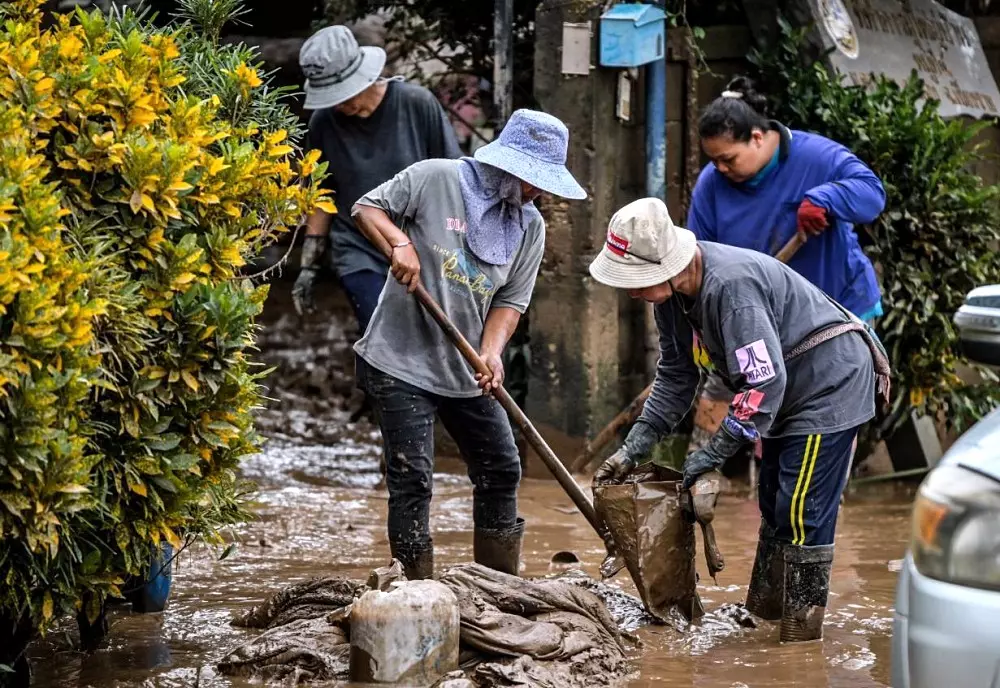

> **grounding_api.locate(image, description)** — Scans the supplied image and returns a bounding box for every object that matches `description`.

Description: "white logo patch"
[735,339,775,384]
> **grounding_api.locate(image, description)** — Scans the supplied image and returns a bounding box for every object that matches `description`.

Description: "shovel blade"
[600,552,626,579]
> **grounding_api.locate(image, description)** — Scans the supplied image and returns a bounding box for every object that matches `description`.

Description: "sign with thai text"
[813,0,1000,118]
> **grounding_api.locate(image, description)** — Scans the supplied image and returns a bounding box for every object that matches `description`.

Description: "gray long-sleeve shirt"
[639,242,875,440]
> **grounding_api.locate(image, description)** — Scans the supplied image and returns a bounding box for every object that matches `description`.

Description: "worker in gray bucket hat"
[293,24,461,423]
[293,25,461,329]
[350,109,585,582]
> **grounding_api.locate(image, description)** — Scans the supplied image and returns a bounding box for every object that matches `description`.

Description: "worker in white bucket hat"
[589,197,890,644]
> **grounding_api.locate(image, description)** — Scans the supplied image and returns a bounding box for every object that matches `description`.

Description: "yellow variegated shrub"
[0,0,334,662]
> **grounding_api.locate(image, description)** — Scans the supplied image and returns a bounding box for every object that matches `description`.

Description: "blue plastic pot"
[125,542,174,614]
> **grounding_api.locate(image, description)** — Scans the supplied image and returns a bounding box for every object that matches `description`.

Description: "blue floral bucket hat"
[474,109,587,200]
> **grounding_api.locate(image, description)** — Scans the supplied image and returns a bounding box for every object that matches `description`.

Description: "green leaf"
[150,475,179,494]
[82,549,102,575]
[148,434,183,452]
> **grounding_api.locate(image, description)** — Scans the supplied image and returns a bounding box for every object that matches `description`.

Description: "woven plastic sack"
[593,466,704,622]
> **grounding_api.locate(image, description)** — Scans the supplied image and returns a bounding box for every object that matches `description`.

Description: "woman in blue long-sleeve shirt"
[689,77,885,321]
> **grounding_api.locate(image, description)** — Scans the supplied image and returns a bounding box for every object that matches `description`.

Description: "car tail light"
[911,464,1000,591]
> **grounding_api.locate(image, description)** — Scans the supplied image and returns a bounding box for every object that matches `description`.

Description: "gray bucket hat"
[299,26,387,110]
[475,109,587,200]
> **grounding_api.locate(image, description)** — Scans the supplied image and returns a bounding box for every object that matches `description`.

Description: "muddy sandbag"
[594,466,704,622]
[231,577,366,629]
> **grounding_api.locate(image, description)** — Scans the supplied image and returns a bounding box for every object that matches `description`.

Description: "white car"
[953,284,1000,368]
[892,285,1000,688]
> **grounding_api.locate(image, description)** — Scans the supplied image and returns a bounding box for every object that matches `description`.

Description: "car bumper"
[954,306,1000,367]
[892,553,1000,688]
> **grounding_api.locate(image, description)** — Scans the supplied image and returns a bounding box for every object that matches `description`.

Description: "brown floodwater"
[27,279,917,688]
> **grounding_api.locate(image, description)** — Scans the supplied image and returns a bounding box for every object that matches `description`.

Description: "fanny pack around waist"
[782,299,893,420]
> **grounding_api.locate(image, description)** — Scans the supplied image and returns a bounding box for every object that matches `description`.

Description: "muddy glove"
[681,416,753,489]
[292,235,326,315]
[594,421,659,486]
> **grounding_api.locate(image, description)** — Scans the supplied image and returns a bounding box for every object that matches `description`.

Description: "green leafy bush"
[749,19,1000,432]
[0,0,332,670]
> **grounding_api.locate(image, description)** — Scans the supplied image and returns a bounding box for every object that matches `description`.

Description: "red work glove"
[797,198,829,236]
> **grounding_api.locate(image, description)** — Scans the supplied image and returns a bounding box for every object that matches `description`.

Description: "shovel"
[365,231,626,570]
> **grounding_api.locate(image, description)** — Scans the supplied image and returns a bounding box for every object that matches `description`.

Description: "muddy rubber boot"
[391,544,434,581]
[780,543,834,643]
[744,520,786,621]
[474,517,524,576]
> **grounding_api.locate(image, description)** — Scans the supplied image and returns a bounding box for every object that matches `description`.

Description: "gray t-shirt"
[352,159,546,397]
[640,241,876,439]
[307,80,463,277]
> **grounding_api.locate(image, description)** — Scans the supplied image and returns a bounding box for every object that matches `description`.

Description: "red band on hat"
[607,231,629,257]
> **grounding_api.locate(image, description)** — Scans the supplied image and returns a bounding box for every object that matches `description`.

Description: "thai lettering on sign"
[813,0,1000,118]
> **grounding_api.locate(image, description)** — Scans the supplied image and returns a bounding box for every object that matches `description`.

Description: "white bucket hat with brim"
[589,197,697,289]
[300,26,387,110]
[474,109,587,200]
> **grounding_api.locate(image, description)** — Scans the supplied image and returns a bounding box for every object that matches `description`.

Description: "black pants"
[758,426,860,546]
[358,359,521,552]
[340,268,387,334]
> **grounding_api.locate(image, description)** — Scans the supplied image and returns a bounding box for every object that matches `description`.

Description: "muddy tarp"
[594,465,705,622]
[216,618,352,683]
[216,563,633,687]
[440,564,623,659]
[231,577,365,629]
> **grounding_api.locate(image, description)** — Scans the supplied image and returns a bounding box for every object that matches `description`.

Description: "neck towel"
[458,157,540,266]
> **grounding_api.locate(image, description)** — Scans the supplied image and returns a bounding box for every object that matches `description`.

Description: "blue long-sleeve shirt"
[687,128,885,317]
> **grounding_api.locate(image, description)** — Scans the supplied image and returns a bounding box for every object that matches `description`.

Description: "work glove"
[593,421,659,486]
[292,235,326,316]
[796,198,829,236]
[681,416,753,489]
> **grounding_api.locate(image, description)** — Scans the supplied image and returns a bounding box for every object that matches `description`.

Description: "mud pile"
[217,563,636,687]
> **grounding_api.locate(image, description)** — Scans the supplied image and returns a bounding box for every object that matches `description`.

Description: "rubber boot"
[744,520,786,620]
[780,543,835,643]
[474,517,525,576]
[390,543,434,581]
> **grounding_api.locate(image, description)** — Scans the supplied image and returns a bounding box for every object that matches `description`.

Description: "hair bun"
[724,76,768,116]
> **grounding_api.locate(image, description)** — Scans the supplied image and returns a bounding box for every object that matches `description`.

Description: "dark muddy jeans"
[340,268,387,334]
[358,359,521,553]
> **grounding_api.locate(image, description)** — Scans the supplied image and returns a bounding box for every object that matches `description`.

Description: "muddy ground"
[28,274,917,687]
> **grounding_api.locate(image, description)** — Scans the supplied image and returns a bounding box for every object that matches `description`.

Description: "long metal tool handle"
[368,233,604,537]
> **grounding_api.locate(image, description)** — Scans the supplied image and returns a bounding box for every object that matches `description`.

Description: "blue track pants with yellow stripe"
[758,426,861,547]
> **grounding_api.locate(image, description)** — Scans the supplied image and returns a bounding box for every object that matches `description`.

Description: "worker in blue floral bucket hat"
[351,109,586,581]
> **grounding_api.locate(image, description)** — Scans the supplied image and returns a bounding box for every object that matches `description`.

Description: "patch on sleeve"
[732,389,765,421]
[734,339,776,384]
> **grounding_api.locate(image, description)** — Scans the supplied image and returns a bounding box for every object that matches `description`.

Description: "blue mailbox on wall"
[599,4,667,68]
